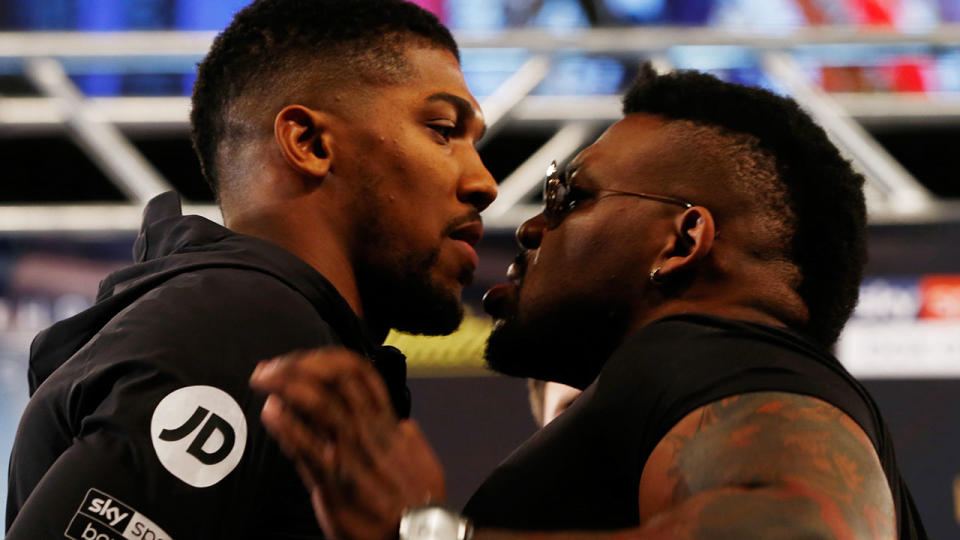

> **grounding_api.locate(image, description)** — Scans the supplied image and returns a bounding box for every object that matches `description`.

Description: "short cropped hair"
[190,0,458,197]
[622,65,867,346]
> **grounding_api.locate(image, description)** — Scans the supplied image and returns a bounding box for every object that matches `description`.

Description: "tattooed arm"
[632,391,896,539]
[476,392,896,540]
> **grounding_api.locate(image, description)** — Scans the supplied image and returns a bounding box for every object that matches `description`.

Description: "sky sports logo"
[66,488,172,540]
[853,275,960,321]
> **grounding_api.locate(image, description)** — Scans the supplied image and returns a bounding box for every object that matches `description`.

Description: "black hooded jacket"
[6,192,409,539]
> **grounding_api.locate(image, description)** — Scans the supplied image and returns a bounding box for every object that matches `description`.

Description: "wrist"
[399,504,473,540]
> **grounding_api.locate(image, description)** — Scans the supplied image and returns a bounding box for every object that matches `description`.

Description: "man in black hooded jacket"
[6,1,495,538]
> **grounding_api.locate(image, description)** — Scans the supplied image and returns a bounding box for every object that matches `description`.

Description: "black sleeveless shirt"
[463,314,925,538]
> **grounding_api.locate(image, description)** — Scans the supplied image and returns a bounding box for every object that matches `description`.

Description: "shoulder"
[108,267,340,360]
[137,266,324,325]
[13,270,336,528]
[41,267,343,419]
[639,391,896,537]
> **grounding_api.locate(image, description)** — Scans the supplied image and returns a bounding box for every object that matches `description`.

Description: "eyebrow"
[426,92,487,142]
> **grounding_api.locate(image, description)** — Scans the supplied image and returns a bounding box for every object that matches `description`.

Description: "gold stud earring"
[649,267,663,285]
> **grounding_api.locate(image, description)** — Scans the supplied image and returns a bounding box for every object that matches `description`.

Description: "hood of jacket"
[28,192,386,394]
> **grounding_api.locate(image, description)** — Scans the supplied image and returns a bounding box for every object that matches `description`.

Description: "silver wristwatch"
[399,505,474,540]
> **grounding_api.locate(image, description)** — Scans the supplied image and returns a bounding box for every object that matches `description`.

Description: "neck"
[629,273,808,338]
[633,301,790,331]
[226,204,365,320]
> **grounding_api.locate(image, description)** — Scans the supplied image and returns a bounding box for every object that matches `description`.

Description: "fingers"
[251,347,401,471]
[251,347,400,467]
[265,393,408,537]
[251,347,425,540]
[260,394,334,485]
[261,391,399,510]
[251,348,395,423]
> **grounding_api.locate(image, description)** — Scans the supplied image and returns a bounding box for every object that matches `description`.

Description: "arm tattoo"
[474,394,895,540]
[656,392,896,539]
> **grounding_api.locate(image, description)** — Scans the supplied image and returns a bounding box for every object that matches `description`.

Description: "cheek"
[385,128,449,183]
[541,225,616,278]
[526,224,646,303]
[518,234,598,309]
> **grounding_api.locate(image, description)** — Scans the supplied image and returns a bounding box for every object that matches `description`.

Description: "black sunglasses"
[542,160,695,229]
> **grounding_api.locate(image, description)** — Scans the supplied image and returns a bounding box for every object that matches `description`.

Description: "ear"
[274,104,335,179]
[653,206,716,282]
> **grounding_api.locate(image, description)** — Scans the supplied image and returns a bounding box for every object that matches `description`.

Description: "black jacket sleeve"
[7,269,342,539]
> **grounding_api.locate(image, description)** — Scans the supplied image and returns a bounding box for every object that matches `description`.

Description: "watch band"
[399,505,474,540]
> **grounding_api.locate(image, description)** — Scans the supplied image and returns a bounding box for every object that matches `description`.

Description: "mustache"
[442,209,483,237]
[513,251,529,277]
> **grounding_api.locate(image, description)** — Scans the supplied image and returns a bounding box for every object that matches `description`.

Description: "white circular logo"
[150,385,247,488]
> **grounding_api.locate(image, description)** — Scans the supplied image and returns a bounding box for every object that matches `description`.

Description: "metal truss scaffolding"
[2,27,960,233]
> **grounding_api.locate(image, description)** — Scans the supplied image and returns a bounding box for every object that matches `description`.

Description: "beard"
[352,199,464,336]
[347,163,469,336]
[484,298,630,390]
[355,247,464,336]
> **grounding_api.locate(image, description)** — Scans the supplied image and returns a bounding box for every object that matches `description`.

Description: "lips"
[449,220,483,247]
[447,219,483,280]
[482,252,528,320]
[506,259,524,287]
[482,283,517,321]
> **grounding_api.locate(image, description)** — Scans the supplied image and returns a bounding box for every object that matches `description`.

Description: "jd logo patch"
[150,385,246,487]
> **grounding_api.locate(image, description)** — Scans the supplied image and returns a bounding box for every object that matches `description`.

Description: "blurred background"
[1,0,959,536]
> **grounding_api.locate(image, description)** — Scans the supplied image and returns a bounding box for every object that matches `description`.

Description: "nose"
[458,149,498,212]
[516,213,546,250]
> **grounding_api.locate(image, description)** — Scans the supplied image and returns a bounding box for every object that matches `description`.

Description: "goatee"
[484,300,629,390]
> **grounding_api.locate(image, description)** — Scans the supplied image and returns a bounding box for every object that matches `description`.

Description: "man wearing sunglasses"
[252,65,925,539]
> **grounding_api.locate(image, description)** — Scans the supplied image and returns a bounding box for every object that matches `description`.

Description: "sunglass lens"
[543,161,562,229]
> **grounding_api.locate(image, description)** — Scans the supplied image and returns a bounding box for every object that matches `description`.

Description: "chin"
[382,271,466,336]
[357,246,467,335]
[391,295,464,336]
[484,301,629,390]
